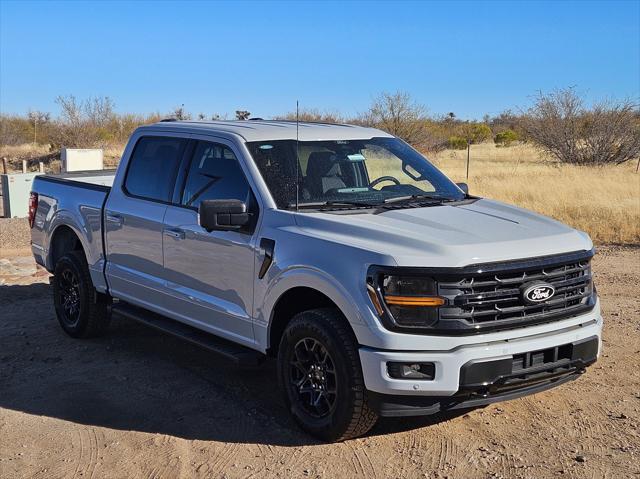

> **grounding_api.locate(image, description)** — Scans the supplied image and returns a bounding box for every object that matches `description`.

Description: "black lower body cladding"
[369,336,599,417]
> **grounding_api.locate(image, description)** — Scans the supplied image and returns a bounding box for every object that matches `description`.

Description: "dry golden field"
[430,143,640,245]
[0,143,51,161]
[0,143,122,170]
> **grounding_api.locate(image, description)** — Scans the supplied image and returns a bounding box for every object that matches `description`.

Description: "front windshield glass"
[246,137,465,209]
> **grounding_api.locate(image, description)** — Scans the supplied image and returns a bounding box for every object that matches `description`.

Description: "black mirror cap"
[456,182,469,195]
[199,199,249,231]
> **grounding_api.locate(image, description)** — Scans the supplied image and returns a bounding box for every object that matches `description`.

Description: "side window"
[124,136,186,202]
[181,141,252,209]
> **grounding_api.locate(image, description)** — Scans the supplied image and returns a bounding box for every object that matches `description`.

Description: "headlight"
[368,271,444,328]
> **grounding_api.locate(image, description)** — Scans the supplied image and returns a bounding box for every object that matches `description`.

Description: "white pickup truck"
[30,120,602,441]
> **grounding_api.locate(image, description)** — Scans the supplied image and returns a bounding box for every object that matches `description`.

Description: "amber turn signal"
[383,295,445,307]
[366,284,385,316]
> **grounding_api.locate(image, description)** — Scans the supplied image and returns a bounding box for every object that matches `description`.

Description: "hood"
[294,198,593,267]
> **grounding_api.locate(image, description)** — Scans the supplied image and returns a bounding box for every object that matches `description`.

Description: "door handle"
[106,213,123,226]
[164,228,185,240]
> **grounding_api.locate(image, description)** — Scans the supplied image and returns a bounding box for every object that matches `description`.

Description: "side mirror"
[456,182,469,195]
[199,199,249,232]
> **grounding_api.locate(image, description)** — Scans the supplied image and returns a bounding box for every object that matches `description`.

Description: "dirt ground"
[0,236,638,478]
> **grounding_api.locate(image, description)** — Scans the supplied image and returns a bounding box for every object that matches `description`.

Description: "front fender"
[253,265,368,351]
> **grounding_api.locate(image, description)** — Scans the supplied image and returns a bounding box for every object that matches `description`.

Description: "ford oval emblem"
[521,282,555,304]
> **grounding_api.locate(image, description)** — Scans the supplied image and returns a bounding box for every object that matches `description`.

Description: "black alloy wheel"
[57,267,81,327]
[277,308,378,442]
[290,337,338,418]
[52,250,111,338]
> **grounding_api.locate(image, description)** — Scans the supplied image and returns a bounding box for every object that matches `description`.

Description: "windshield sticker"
[346,153,366,162]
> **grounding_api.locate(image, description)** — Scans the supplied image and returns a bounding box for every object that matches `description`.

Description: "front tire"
[277,308,378,442]
[52,250,111,338]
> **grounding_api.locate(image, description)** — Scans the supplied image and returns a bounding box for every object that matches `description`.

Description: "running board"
[111,302,265,367]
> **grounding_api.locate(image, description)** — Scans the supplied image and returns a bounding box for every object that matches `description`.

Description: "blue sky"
[1,0,639,120]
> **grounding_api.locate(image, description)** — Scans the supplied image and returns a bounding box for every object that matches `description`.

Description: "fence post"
[1,157,6,174]
[39,162,45,173]
[22,160,27,173]
[466,140,471,180]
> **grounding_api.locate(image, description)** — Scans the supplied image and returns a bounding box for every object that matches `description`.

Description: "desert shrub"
[358,91,447,152]
[448,136,468,150]
[275,107,345,123]
[488,110,528,141]
[494,129,520,146]
[0,113,55,146]
[49,95,117,148]
[169,105,192,120]
[521,88,640,165]
[235,110,251,120]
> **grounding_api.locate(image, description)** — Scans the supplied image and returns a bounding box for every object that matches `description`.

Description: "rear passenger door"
[105,135,188,311]
[161,139,260,346]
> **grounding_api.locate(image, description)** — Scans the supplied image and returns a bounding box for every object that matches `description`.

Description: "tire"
[277,308,378,442]
[52,250,111,338]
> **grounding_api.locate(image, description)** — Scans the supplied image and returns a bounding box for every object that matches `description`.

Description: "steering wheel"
[369,175,401,189]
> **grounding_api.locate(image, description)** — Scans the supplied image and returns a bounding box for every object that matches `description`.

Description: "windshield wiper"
[287,195,456,210]
[382,194,453,205]
[288,200,382,209]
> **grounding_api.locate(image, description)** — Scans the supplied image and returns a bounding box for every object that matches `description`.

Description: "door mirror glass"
[199,199,249,232]
[456,182,469,195]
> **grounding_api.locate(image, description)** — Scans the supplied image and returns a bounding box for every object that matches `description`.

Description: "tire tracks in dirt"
[342,439,378,478]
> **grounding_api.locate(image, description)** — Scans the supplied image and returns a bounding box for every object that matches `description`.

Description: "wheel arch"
[49,224,86,267]
[267,286,341,357]
[264,266,368,357]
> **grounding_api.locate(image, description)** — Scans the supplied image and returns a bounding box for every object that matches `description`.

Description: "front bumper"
[359,310,602,415]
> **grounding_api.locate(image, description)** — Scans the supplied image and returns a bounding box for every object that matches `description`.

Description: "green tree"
[461,122,492,144]
[494,129,520,146]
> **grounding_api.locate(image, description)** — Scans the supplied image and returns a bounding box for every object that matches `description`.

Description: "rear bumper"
[359,310,602,415]
[31,243,48,270]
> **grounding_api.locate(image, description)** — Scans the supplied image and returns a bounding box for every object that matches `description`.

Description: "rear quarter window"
[124,136,187,202]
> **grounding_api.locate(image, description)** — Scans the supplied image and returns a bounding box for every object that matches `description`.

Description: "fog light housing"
[387,362,435,380]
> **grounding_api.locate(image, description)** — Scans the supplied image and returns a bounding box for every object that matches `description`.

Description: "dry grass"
[103,145,124,168]
[0,143,124,173]
[0,143,51,161]
[429,143,640,245]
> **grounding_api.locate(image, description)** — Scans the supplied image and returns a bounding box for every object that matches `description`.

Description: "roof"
[140,119,394,142]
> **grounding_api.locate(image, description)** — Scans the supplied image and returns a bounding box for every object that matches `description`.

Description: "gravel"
[0,218,31,251]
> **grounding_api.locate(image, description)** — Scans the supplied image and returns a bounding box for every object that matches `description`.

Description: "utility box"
[61,148,104,172]
[1,173,40,218]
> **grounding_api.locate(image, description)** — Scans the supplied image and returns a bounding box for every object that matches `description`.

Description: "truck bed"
[38,169,117,189]
[30,170,116,293]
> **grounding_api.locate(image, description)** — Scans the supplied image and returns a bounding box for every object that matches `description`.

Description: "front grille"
[437,250,595,333]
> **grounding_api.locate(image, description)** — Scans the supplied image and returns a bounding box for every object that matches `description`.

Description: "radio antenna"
[295,100,300,211]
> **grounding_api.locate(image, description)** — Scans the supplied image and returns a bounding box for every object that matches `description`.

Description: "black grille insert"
[436,252,594,333]
[459,336,599,395]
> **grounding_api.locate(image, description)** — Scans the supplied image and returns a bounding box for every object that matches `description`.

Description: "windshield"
[246,137,465,209]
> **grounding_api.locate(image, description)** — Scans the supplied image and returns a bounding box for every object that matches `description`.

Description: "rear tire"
[277,308,378,442]
[52,250,111,338]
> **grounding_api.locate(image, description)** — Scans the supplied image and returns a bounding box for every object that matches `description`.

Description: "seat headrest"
[306,151,339,178]
[155,144,177,159]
